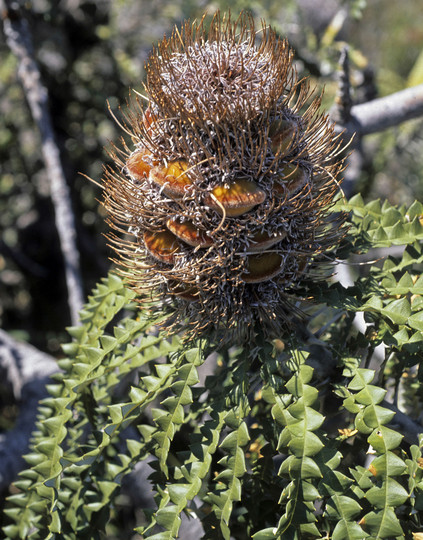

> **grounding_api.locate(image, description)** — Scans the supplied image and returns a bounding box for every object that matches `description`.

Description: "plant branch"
[1,1,84,325]
[351,83,423,135]
[0,329,58,492]
[333,82,423,142]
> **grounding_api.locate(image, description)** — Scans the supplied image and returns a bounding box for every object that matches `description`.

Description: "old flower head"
[104,13,346,342]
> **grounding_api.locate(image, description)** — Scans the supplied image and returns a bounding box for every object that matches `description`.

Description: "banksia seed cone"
[104,12,346,342]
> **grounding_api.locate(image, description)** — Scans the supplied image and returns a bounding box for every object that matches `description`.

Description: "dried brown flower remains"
[103,12,346,342]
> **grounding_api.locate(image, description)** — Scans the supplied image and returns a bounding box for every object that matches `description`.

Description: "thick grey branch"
[332,82,423,196]
[0,330,58,491]
[349,84,423,136]
[1,2,84,325]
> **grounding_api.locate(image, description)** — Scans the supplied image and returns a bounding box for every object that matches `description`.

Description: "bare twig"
[1,1,84,325]
[331,45,353,125]
[330,46,364,196]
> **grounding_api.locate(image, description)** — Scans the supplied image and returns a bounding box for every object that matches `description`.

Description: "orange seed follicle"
[126,149,157,182]
[166,217,213,248]
[204,178,266,217]
[150,161,194,198]
[143,230,182,264]
[241,252,284,283]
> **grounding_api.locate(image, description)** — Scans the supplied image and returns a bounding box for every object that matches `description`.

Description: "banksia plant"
[104,12,346,342]
[5,10,423,540]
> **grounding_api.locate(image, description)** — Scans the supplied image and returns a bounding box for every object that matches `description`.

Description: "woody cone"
[103,12,346,342]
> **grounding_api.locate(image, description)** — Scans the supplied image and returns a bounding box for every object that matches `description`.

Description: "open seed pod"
[103,12,346,342]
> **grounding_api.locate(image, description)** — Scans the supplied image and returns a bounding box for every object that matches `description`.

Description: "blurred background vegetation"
[0,0,422,353]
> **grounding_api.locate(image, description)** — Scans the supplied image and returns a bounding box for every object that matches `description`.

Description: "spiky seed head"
[103,12,346,342]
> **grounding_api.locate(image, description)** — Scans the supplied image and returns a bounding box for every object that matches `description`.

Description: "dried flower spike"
[103,12,346,342]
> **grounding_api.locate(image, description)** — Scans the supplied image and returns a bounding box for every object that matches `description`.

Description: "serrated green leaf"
[368,426,403,453]
[365,199,382,214]
[167,483,191,504]
[387,221,406,240]
[299,522,321,536]
[83,346,104,363]
[155,505,181,530]
[66,325,86,340]
[232,447,247,477]
[343,395,361,413]
[362,405,395,428]
[392,327,410,347]
[382,297,411,324]
[184,347,202,365]
[279,455,322,479]
[350,466,374,490]
[285,366,314,396]
[332,520,368,539]
[302,482,321,502]
[288,432,324,458]
[61,342,80,356]
[350,193,365,208]
[355,386,386,406]
[220,423,250,452]
[369,452,407,477]
[129,386,147,402]
[99,334,118,352]
[348,369,375,390]
[366,478,408,508]
[142,375,161,391]
[408,310,423,331]
[155,363,175,379]
[326,494,362,520]
[355,412,374,434]
[373,226,389,242]
[361,507,403,537]
[319,469,352,497]
[398,271,414,288]
[252,527,278,539]
[176,364,200,386]
[406,200,423,219]
[301,385,319,406]
[2,525,20,538]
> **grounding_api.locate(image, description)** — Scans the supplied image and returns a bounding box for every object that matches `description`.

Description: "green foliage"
[3,197,423,538]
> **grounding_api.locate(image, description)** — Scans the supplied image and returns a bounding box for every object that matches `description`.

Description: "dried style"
[103,12,346,342]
